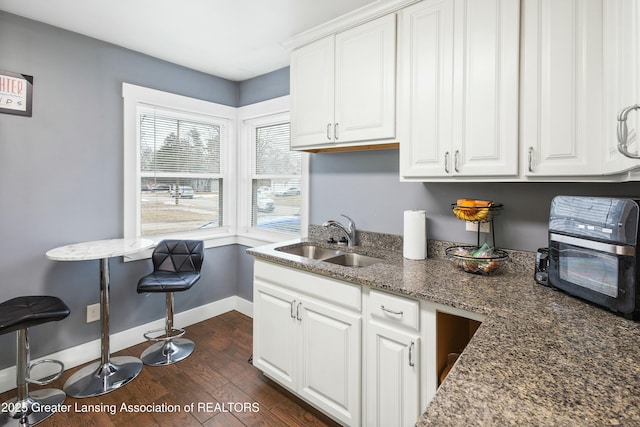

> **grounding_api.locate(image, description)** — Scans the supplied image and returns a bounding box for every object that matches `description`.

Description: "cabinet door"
[453,0,520,176]
[252,281,298,391]
[290,36,335,149]
[603,0,640,174]
[335,14,396,143]
[298,297,361,427]
[366,322,420,427]
[398,0,455,178]
[521,0,603,176]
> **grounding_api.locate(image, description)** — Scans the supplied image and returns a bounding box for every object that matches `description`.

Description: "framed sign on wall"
[0,70,33,117]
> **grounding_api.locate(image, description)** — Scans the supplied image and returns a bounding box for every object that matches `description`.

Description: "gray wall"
[238,67,290,106]
[310,150,640,252]
[0,11,268,368]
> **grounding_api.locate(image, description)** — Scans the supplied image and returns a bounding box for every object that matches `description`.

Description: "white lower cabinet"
[253,282,297,390]
[365,289,422,427]
[252,261,362,426]
[366,322,421,427]
[252,260,485,426]
[297,296,361,423]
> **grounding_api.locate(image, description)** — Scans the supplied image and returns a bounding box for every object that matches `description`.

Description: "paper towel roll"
[403,210,427,260]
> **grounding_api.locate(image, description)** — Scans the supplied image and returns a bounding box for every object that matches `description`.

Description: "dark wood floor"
[0,311,341,426]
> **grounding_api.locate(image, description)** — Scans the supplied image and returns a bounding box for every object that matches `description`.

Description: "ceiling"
[0,0,378,81]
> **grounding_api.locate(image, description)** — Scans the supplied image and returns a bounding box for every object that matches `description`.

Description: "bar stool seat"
[0,296,70,427]
[137,270,200,292]
[0,297,70,334]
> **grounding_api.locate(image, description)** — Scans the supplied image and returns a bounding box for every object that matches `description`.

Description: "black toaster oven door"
[549,234,638,317]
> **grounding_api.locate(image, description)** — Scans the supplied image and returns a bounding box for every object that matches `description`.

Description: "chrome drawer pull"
[617,104,640,159]
[408,341,415,367]
[454,150,460,173]
[290,300,296,319]
[381,305,403,316]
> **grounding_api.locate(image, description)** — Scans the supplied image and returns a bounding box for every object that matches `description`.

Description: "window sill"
[124,229,302,261]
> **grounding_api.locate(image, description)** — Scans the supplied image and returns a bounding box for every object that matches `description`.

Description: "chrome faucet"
[323,214,357,247]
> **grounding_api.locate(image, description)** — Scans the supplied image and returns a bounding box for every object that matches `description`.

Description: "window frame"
[123,83,238,251]
[123,86,307,257]
[237,96,309,246]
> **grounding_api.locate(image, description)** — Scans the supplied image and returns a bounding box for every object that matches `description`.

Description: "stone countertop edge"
[246,233,640,427]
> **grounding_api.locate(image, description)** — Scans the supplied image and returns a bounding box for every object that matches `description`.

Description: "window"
[238,96,308,243]
[124,85,304,248]
[138,107,226,236]
[123,84,235,242]
[251,121,302,235]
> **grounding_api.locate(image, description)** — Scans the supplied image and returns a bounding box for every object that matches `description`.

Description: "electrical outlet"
[465,221,491,233]
[86,303,100,323]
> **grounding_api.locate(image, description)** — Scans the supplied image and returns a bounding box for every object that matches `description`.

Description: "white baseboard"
[0,296,253,394]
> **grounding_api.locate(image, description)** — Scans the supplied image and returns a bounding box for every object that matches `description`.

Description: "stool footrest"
[143,327,186,342]
[27,359,64,386]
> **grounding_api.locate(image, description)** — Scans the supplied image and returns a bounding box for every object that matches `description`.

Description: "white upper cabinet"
[398,0,455,177]
[291,14,397,151]
[521,0,604,177]
[603,0,640,174]
[290,36,335,149]
[399,0,520,179]
[453,0,520,177]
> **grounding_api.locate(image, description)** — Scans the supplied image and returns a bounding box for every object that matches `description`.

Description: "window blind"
[139,107,224,236]
[251,122,301,235]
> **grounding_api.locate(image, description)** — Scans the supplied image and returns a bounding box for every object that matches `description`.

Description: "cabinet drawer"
[254,260,361,312]
[369,289,419,330]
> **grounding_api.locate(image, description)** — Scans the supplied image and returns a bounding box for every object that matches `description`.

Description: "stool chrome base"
[0,388,66,427]
[141,338,194,366]
[63,356,142,398]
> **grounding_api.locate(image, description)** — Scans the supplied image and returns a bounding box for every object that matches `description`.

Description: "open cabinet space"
[436,311,482,386]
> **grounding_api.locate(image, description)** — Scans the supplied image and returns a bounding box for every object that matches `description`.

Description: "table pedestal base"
[63,356,142,398]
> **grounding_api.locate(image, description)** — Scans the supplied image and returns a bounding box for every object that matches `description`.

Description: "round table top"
[46,238,155,261]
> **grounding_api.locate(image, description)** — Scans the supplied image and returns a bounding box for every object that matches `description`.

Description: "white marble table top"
[46,238,154,261]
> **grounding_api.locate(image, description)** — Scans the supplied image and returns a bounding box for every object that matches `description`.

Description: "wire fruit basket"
[446,245,509,275]
[447,200,508,275]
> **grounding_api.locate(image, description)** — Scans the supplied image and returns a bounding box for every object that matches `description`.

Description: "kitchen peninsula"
[247,230,640,426]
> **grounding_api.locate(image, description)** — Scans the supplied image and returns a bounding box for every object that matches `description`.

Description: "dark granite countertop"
[246,237,640,427]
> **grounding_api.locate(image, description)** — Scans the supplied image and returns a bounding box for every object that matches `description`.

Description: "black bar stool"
[137,240,203,366]
[0,296,70,427]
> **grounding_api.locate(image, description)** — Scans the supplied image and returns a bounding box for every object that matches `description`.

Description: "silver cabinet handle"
[444,152,450,174]
[290,300,296,319]
[334,123,339,140]
[617,104,640,159]
[381,305,403,316]
[326,123,332,140]
[296,302,302,321]
[408,341,415,367]
[528,146,534,172]
[454,150,460,173]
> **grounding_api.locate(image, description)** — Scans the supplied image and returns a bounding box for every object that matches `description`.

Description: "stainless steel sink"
[276,244,344,260]
[323,253,383,267]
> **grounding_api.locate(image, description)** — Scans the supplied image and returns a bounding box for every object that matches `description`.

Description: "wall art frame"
[0,69,33,117]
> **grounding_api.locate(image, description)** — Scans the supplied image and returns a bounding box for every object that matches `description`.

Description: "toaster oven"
[548,196,640,319]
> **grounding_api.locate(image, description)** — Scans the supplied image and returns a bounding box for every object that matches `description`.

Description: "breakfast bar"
[46,238,154,398]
